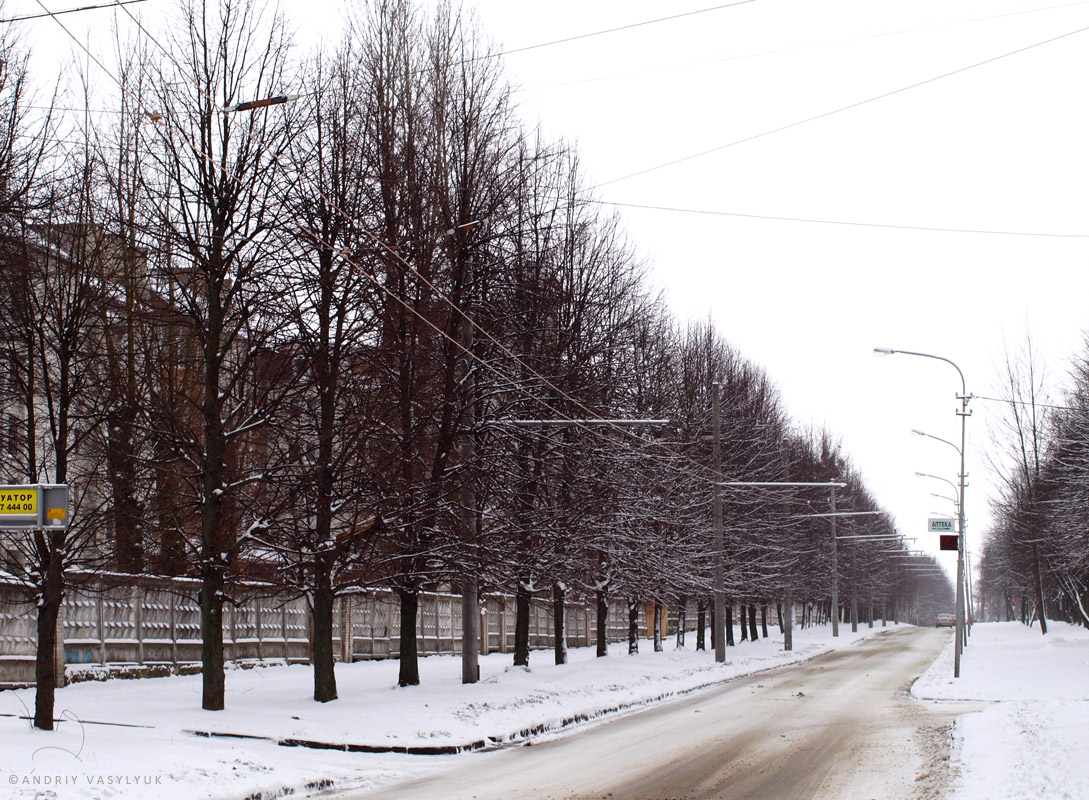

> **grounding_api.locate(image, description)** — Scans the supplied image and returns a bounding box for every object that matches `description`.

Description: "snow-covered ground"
[912,620,1089,800]
[0,623,882,799]
[1,619,1084,799]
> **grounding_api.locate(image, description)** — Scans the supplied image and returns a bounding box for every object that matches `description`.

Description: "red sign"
[939,535,959,551]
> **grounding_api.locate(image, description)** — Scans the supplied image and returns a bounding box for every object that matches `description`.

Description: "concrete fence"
[0,576,682,687]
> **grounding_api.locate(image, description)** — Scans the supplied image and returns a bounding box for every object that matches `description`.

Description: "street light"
[912,429,962,460]
[916,471,960,500]
[913,430,971,627]
[875,346,970,678]
[930,492,959,509]
[222,93,299,114]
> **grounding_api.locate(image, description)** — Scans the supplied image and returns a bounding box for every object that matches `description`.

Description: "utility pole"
[875,346,970,678]
[830,485,839,637]
[780,443,793,652]
[460,427,480,684]
[452,221,480,685]
[712,382,726,664]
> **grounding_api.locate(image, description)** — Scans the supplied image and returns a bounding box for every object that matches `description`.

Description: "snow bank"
[912,620,1089,800]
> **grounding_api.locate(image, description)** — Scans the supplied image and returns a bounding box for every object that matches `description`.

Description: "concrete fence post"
[96,593,106,666]
[135,586,144,665]
[169,590,178,665]
[55,600,66,688]
[341,595,353,663]
[281,604,288,661]
[255,600,263,661]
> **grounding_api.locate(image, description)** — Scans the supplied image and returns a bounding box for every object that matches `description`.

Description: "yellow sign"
[47,508,66,520]
[0,488,38,515]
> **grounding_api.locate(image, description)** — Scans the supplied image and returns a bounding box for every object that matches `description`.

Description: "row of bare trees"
[979,337,1089,631]
[0,0,943,730]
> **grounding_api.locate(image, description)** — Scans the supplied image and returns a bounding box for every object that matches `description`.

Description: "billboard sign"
[0,484,68,529]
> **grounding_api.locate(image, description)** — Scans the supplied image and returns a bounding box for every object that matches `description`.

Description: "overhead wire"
[0,0,145,24]
[973,394,1080,412]
[454,0,758,63]
[592,200,1089,239]
[515,0,1089,93]
[30,0,798,511]
[593,21,1089,189]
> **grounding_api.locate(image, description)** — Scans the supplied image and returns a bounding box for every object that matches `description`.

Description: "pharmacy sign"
[928,517,955,534]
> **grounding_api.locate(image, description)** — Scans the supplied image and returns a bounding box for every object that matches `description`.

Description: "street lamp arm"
[915,471,960,500]
[874,347,966,397]
[912,428,962,457]
[720,481,846,488]
[222,93,299,114]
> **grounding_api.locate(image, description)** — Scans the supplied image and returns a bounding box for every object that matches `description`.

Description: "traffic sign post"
[0,484,68,529]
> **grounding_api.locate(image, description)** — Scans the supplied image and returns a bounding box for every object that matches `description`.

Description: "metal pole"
[955,389,967,677]
[830,486,839,637]
[876,347,969,678]
[713,383,726,663]
[456,226,479,685]
[460,437,480,684]
[784,587,793,651]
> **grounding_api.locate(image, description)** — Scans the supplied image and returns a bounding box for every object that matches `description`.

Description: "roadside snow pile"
[912,621,1089,800]
[0,623,884,799]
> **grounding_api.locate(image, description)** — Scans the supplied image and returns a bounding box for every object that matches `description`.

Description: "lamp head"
[911,429,925,437]
[874,347,896,356]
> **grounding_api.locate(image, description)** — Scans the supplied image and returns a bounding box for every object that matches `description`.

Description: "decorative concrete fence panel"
[0,586,36,684]
[0,576,711,687]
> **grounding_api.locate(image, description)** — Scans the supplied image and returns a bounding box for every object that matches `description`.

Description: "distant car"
[935,613,956,628]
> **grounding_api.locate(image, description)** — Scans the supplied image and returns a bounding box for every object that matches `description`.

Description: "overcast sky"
[17,0,1089,577]
[430,0,1089,576]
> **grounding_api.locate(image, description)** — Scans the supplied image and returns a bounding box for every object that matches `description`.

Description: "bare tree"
[0,156,114,730]
[264,42,387,703]
[145,0,299,711]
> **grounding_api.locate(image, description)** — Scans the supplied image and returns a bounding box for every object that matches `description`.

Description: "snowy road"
[346,626,974,800]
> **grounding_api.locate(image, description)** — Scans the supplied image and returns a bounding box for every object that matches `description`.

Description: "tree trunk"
[33,543,64,730]
[199,576,225,710]
[596,590,608,657]
[1033,544,1048,635]
[311,583,338,702]
[709,602,715,650]
[676,596,687,649]
[725,604,735,646]
[739,604,748,641]
[784,589,793,652]
[200,374,229,712]
[760,604,768,638]
[514,587,530,667]
[696,598,706,651]
[627,598,639,654]
[553,582,567,665]
[653,600,663,652]
[397,589,420,686]
[749,604,759,641]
